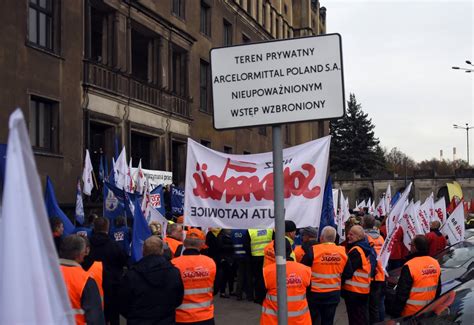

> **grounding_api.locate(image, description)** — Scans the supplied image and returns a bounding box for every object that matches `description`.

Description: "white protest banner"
[440,202,465,245]
[332,189,339,217]
[418,198,431,234]
[434,197,446,224]
[131,167,173,189]
[387,183,412,235]
[378,223,399,272]
[375,197,386,218]
[184,136,330,229]
[385,184,392,213]
[211,34,344,129]
[400,202,424,250]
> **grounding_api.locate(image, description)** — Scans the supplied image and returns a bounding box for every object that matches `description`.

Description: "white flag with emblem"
[82,149,94,195]
[440,201,465,245]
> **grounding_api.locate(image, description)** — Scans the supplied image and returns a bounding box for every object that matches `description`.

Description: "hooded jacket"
[119,254,184,324]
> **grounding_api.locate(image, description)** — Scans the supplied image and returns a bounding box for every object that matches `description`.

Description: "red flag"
[446,197,457,215]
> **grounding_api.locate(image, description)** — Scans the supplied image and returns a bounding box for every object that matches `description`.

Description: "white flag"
[0,109,74,324]
[125,158,134,193]
[369,201,375,215]
[148,207,168,239]
[82,149,94,195]
[440,202,465,245]
[134,159,146,194]
[375,197,386,218]
[385,184,392,213]
[367,198,372,210]
[387,182,413,235]
[434,197,446,225]
[337,191,348,243]
[332,189,339,217]
[418,198,432,234]
[115,147,127,189]
[400,202,424,250]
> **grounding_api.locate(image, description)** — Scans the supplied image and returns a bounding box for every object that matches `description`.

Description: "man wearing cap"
[172,229,217,324]
[165,223,184,256]
[299,226,319,266]
[425,221,447,257]
[303,226,348,325]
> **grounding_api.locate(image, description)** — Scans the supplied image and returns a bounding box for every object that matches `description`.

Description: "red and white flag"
[400,201,424,250]
[134,159,146,194]
[440,201,465,245]
[385,184,392,213]
[375,197,386,218]
[115,147,127,189]
[82,149,94,196]
[418,198,431,234]
[125,158,134,193]
[387,182,412,235]
[434,197,446,225]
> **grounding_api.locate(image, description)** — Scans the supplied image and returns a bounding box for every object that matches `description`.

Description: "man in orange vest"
[172,229,217,324]
[59,235,104,324]
[342,225,377,325]
[302,226,347,325]
[165,223,184,256]
[363,215,386,324]
[261,239,311,325]
[263,221,297,267]
[392,235,441,317]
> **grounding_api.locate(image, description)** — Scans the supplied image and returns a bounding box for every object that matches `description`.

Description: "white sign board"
[210,34,345,129]
[131,167,172,189]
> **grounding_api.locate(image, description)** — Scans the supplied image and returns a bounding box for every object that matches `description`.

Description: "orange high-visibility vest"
[263,241,276,267]
[172,254,217,323]
[60,264,91,325]
[294,245,305,263]
[165,237,182,256]
[367,234,385,281]
[261,261,311,325]
[87,261,104,307]
[342,246,371,295]
[401,256,440,316]
[310,243,348,293]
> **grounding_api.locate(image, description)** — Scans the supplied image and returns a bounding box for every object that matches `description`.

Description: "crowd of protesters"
[50,205,449,325]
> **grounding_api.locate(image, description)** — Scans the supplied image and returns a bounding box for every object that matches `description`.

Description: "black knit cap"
[285,220,297,233]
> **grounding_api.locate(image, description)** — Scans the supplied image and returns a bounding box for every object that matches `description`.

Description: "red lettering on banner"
[435,208,444,222]
[192,158,321,203]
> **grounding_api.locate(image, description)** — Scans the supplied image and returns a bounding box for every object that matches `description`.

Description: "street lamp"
[453,123,474,165]
[452,60,474,73]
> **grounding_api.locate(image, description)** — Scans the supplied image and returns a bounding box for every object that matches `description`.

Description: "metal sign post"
[272,124,287,324]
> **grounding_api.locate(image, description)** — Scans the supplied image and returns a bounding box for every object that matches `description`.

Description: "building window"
[243,151,251,155]
[242,34,251,44]
[28,0,54,50]
[200,60,211,113]
[131,132,153,169]
[29,96,59,153]
[131,28,151,81]
[201,140,211,148]
[223,20,232,46]
[258,126,267,136]
[90,7,114,65]
[172,0,185,19]
[224,146,233,154]
[171,45,188,96]
[200,1,211,36]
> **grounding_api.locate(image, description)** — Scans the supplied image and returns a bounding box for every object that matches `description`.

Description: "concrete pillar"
[115,12,128,72]
[257,0,263,24]
[265,2,271,33]
[159,37,169,88]
[271,10,277,37]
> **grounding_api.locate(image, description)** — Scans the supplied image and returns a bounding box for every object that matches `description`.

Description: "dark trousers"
[369,281,384,324]
[345,295,369,325]
[177,318,215,325]
[387,259,404,271]
[104,286,120,325]
[217,259,233,294]
[251,256,265,304]
[310,303,338,325]
[235,257,253,299]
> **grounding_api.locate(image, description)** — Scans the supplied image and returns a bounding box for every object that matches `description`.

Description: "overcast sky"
[322,0,473,162]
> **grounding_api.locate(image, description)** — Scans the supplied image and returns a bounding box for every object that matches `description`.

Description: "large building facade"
[0,0,328,205]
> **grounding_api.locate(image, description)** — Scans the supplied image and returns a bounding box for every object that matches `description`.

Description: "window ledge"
[33,150,64,159]
[25,42,64,60]
[199,109,213,116]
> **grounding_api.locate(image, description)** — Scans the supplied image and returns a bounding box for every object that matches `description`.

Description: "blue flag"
[114,136,119,161]
[45,176,74,235]
[75,178,85,225]
[319,175,336,235]
[99,155,104,181]
[150,185,166,217]
[104,156,109,182]
[131,198,151,262]
[171,185,185,215]
[109,158,115,185]
[391,192,401,207]
[103,181,125,225]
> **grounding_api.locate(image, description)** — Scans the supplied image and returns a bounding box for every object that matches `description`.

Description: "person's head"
[93,217,110,234]
[320,226,337,243]
[410,235,429,255]
[362,215,375,230]
[347,225,365,244]
[430,220,441,231]
[184,237,204,251]
[300,227,318,243]
[176,215,184,224]
[167,223,184,241]
[59,235,87,263]
[149,222,163,237]
[285,220,297,239]
[143,236,164,257]
[115,216,126,228]
[50,217,64,236]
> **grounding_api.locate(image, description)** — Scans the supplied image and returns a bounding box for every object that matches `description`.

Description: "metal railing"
[84,61,191,118]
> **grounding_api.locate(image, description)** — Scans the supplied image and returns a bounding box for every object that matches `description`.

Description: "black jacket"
[86,232,128,291]
[392,252,442,317]
[119,254,184,324]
